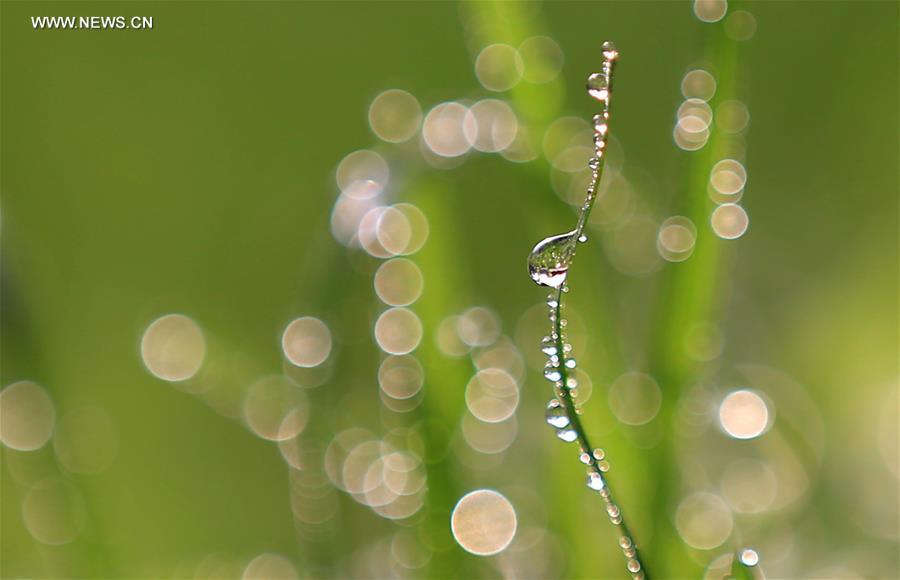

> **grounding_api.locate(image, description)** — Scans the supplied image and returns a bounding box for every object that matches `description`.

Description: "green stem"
[547,285,648,580]
[646,15,749,574]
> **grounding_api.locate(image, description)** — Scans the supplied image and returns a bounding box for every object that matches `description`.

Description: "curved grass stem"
[531,41,649,579]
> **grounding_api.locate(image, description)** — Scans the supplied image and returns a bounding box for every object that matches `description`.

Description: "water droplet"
[566,377,578,389]
[601,41,619,61]
[627,559,641,574]
[607,503,620,518]
[619,536,633,549]
[556,428,578,443]
[598,460,610,472]
[592,448,606,461]
[587,73,610,102]
[577,234,588,243]
[579,452,591,464]
[587,472,606,491]
[527,231,577,288]
[541,344,558,356]
[588,157,601,170]
[739,548,759,567]
[565,359,576,369]
[545,399,570,429]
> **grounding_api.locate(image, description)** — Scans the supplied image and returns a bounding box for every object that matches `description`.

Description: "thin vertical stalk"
[545,284,648,579]
[644,11,751,574]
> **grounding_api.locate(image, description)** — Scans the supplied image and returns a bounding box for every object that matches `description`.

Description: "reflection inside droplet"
[527,231,577,288]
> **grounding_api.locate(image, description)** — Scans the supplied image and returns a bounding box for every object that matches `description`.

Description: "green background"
[2,1,897,578]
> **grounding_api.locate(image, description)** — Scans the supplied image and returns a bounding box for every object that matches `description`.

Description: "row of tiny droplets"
[543,289,644,580]
[573,40,618,243]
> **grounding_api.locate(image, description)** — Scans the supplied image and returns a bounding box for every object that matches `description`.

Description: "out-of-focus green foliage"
[2,1,897,578]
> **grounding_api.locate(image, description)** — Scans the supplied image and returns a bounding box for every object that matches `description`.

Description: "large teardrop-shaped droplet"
[545,399,570,429]
[528,231,577,288]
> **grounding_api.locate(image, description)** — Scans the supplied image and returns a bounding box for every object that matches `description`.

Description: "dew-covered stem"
[573,42,618,242]
[544,285,648,579]
[530,42,648,579]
